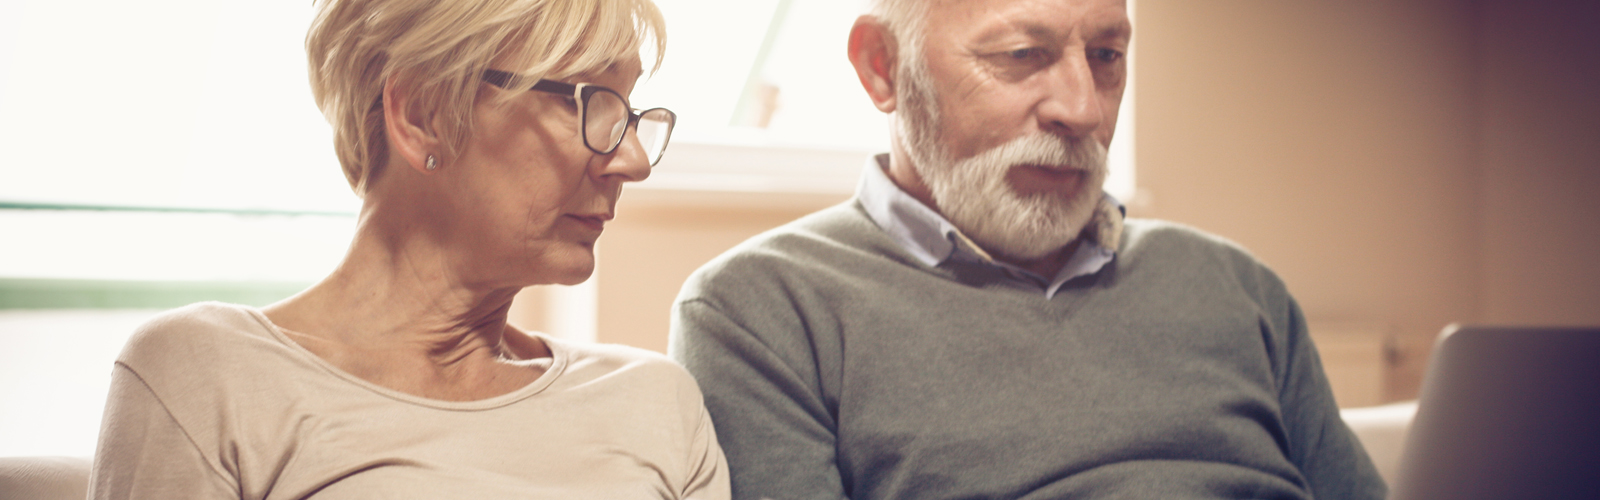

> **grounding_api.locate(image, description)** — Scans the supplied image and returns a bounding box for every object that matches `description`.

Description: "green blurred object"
[0,278,308,310]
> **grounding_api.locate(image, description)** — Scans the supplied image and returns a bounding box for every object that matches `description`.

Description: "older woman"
[87,0,726,498]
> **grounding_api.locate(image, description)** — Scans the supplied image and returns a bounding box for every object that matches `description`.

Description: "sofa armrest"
[1340,400,1419,487]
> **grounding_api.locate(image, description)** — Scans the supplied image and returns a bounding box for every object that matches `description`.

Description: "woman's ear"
[382,75,442,174]
[848,15,899,114]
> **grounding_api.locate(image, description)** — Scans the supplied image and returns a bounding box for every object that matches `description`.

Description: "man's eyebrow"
[1087,18,1132,42]
[976,17,1131,45]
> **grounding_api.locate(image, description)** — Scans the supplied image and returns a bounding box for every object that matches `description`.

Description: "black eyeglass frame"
[481,69,676,166]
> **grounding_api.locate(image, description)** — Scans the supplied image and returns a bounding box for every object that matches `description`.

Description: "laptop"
[1389,324,1600,500]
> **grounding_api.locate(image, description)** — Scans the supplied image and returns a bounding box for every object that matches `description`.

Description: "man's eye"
[1008,48,1044,60]
[1090,48,1124,63]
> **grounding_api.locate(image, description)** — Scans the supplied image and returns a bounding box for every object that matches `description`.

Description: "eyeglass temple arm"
[480,70,577,96]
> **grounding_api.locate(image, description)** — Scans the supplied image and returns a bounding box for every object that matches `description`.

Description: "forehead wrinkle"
[965,4,1131,46]
[968,16,1059,46]
[1087,16,1132,43]
[1008,17,1128,46]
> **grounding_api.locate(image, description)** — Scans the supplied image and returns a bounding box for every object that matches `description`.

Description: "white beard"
[895,57,1109,262]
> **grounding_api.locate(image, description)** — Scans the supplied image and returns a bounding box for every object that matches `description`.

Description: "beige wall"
[1136,0,1600,400]
[518,0,1600,404]
[1476,1,1600,327]
[1135,0,1483,400]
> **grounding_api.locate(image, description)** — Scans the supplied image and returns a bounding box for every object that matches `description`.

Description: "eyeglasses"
[482,69,676,166]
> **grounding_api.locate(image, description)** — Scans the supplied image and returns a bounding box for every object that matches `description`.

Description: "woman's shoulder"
[549,337,689,378]
[542,336,706,401]
[119,302,274,362]
[116,301,306,391]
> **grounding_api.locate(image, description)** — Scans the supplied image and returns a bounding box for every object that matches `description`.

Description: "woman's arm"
[88,364,238,499]
[681,406,732,500]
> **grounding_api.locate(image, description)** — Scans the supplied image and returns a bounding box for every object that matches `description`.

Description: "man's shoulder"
[685,201,892,282]
[675,199,930,320]
[1120,218,1289,296]
[1122,218,1262,263]
[730,200,880,254]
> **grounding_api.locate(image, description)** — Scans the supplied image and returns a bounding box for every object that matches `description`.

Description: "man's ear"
[848,15,898,114]
[382,75,442,174]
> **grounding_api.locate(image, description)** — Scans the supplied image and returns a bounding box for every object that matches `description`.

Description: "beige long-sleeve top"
[89,302,729,499]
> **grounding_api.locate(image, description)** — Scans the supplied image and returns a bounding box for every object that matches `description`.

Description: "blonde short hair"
[307,0,666,195]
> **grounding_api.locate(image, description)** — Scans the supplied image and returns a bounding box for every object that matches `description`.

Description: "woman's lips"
[567,214,610,232]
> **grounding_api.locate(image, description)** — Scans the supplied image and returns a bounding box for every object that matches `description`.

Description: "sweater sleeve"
[670,298,849,500]
[89,363,238,499]
[1274,296,1388,500]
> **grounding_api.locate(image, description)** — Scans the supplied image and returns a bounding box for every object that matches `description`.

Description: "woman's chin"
[546,270,594,287]
[539,251,597,286]
[509,237,599,286]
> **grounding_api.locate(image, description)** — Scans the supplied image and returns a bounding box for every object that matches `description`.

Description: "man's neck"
[884,146,941,213]
[1000,238,1082,279]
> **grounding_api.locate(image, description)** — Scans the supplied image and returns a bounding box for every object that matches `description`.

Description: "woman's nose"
[595,128,652,183]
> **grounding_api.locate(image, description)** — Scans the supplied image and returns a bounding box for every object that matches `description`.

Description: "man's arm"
[671,297,850,500]
[1274,297,1388,500]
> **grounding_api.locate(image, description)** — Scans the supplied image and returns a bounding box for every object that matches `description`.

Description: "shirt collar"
[858,154,963,267]
[857,154,1125,296]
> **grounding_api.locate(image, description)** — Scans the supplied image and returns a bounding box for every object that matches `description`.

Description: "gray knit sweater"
[670,201,1385,500]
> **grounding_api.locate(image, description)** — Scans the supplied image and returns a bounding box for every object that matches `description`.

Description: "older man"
[669,0,1385,498]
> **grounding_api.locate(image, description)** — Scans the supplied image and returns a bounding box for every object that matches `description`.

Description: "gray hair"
[867,0,930,66]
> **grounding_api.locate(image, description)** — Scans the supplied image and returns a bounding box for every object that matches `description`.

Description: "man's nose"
[1036,53,1106,138]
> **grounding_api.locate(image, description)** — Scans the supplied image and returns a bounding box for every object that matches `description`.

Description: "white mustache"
[969,133,1107,175]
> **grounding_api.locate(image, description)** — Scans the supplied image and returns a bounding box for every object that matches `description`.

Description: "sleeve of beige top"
[88,363,239,499]
[682,407,732,500]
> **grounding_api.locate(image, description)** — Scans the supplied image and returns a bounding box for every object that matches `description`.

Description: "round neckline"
[241,305,569,411]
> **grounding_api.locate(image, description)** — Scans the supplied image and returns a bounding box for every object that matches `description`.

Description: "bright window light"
[1,1,354,213]
[1,0,1134,208]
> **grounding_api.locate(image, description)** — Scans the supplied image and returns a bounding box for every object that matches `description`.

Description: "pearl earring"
[425,155,437,171]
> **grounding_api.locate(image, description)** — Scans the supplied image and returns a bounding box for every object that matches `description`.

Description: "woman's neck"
[263,211,550,400]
